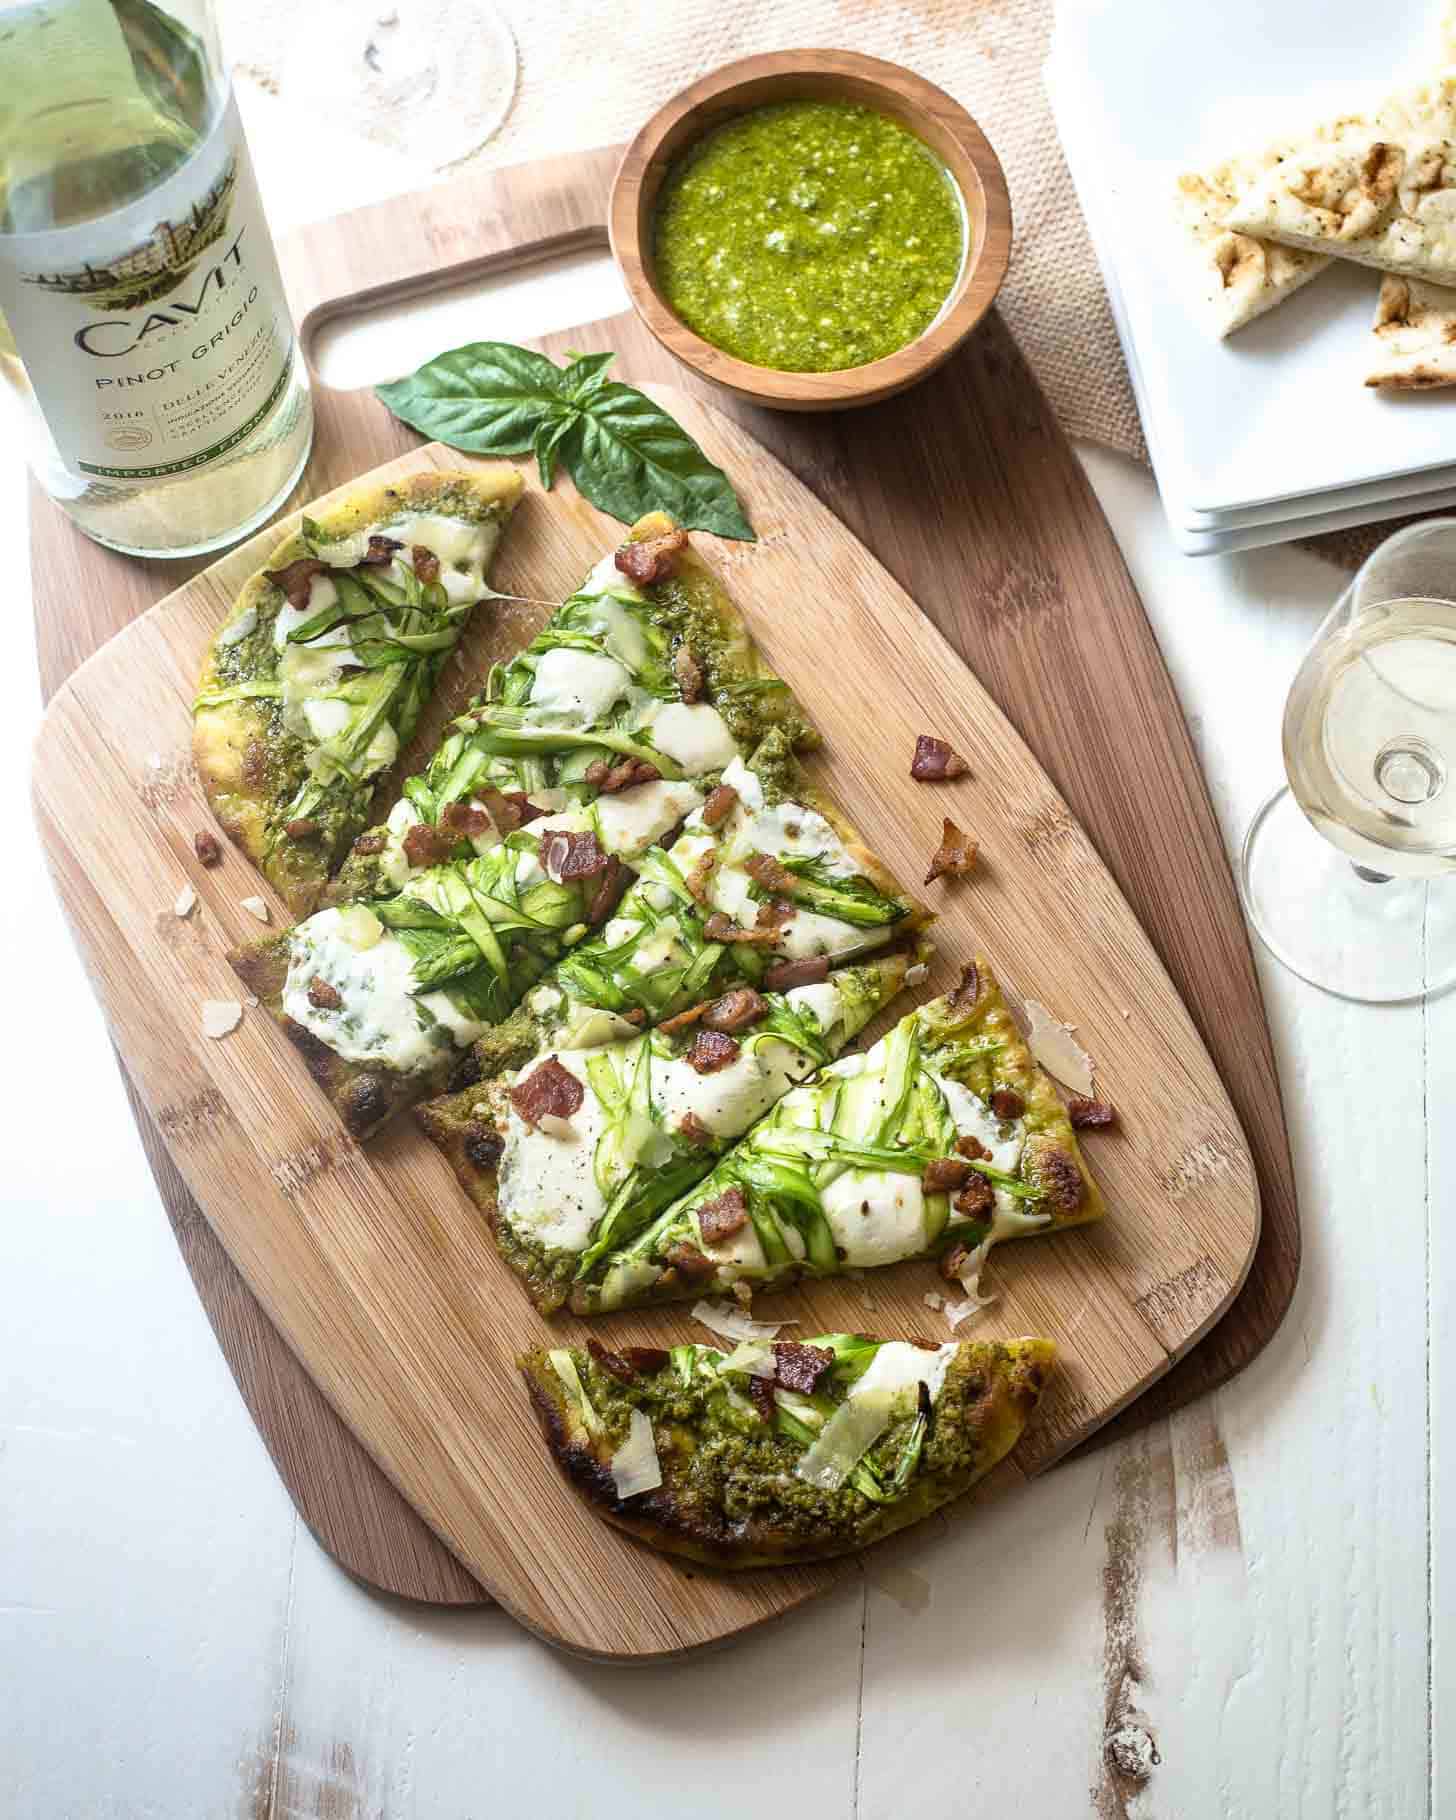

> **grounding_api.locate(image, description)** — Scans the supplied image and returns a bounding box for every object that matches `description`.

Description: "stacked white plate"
[1045,0,1456,554]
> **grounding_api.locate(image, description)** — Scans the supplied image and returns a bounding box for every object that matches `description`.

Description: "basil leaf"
[375,342,571,454]
[534,413,577,491]
[567,382,754,540]
[561,350,617,402]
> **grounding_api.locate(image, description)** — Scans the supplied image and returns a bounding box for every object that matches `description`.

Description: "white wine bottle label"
[0,95,294,482]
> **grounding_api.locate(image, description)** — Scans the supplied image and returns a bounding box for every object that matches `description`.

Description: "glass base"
[1239,785,1456,1004]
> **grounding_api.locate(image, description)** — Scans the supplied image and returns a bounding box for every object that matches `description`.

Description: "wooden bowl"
[609,50,1012,412]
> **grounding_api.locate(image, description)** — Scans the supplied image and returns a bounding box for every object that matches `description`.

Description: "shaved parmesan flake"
[550,1349,601,1436]
[1024,998,1095,1096]
[718,1339,777,1378]
[147,752,163,772]
[610,1407,663,1500]
[945,1296,987,1331]
[239,896,270,923]
[244,995,259,1009]
[201,1000,242,1039]
[905,962,929,986]
[795,1389,895,1490]
[173,884,197,918]
[692,1299,794,1344]
[923,1290,944,1311]
[945,1238,997,1330]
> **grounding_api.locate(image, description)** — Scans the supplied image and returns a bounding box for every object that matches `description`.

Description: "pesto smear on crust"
[652,100,966,374]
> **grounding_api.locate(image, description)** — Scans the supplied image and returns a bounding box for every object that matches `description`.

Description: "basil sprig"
[376,343,754,542]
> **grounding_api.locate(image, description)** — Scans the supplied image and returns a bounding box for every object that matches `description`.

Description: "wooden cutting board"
[28,143,1299,1618]
[34,416,1259,1658]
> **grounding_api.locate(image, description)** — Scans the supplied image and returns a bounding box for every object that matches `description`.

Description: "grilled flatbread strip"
[1366,273,1456,387]
[521,1332,1055,1568]
[1173,144,1331,337]
[194,466,522,918]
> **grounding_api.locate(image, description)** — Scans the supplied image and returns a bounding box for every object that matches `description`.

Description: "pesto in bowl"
[651,98,966,375]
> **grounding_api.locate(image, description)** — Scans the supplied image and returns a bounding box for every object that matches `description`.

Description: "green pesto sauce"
[652,99,966,374]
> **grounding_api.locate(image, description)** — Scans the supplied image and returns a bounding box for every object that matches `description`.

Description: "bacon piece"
[284,816,320,841]
[924,817,978,885]
[403,822,456,868]
[410,544,440,585]
[910,734,970,782]
[265,557,326,608]
[586,856,630,926]
[662,1240,717,1282]
[698,1186,748,1244]
[193,830,222,867]
[621,1007,647,1026]
[946,961,980,1013]
[686,1028,740,1074]
[464,1125,504,1171]
[508,1055,584,1129]
[543,829,610,882]
[700,783,738,827]
[755,897,797,931]
[702,912,779,947]
[353,831,387,856]
[684,849,718,904]
[504,792,546,826]
[440,801,491,838]
[939,1240,975,1282]
[743,850,800,896]
[621,1345,670,1375]
[953,1174,995,1220]
[990,1088,1025,1120]
[1068,1096,1117,1130]
[584,757,661,794]
[307,975,342,1011]
[763,955,830,992]
[673,643,705,703]
[660,1001,708,1035]
[772,1341,835,1393]
[678,1111,714,1147]
[923,1156,974,1193]
[360,533,404,566]
[586,1337,640,1385]
[749,1374,776,1423]
[615,527,688,587]
[703,988,768,1033]
[955,1134,990,1161]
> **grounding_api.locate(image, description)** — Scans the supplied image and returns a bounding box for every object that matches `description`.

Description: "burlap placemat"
[228,0,1400,565]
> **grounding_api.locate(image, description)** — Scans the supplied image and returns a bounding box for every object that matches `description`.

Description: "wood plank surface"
[32,416,1258,1659]
[28,141,1299,1615]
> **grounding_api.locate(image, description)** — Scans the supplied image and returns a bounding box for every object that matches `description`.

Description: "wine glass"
[1239,519,1456,1003]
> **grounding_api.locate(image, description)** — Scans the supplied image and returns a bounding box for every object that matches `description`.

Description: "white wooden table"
[5,77,1450,1820]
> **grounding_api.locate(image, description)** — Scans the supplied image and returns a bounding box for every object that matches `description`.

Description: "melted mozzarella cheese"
[645,702,739,774]
[735,799,858,878]
[850,1340,958,1408]
[528,647,632,725]
[379,797,419,890]
[581,550,647,604]
[820,1169,928,1267]
[387,511,493,604]
[776,906,892,961]
[496,1051,609,1252]
[273,574,349,652]
[786,979,846,1035]
[932,1074,1024,1176]
[573,582,650,671]
[303,697,351,742]
[217,604,257,647]
[632,917,689,974]
[282,908,485,1074]
[594,779,703,858]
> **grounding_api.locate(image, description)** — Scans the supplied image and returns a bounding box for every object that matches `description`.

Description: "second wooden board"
[33,399,1259,1657]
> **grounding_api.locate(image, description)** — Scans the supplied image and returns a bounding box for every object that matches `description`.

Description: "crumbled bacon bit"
[910,734,970,782]
[620,1007,647,1026]
[586,1337,639,1384]
[678,1111,714,1146]
[360,533,404,566]
[772,1341,835,1393]
[307,975,342,1011]
[615,527,688,587]
[763,955,830,992]
[284,817,320,841]
[700,784,738,827]
[410,544,440,585]
[440,801,491,838]
[464,1125,504,1171]
[621,1345,670,1374]
[990,1088,1025,1120]
[686,1028,740,1074]
[662,1241,717,1281]
[924,817,978,885]
[543,829,610,882]
[586,856,630,925]
[698,1186,748,1244]
[953,1174,995,1220]
[923,1156,974,1193]
[955,1134,990,1161]
[684,849,717,904]
[585,756,661,794]
[353,832,387,856]
[673,643,705,703]
[509,1056,584,1129]
[703,988,768,1033]
[946,961,980,1012]
[660,1001,708,1035]
[265,557,326,608]
[1068,1096,1117,1130]
[743,850,799,896]
[749,1374,776,1423]
[472,787,525,834]
[755,897,797,930]
[939,1241,972,1281]
[193,830,222,867]
[504,792,545,826]
[403,821,456,869]
[702,912,779,947]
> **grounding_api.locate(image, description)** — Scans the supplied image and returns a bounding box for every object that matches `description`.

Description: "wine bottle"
[0,0,312,557]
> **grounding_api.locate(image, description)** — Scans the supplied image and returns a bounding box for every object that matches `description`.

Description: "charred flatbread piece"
[581,956,1105,1315]
[1366,272,1456,387]
[520,1331,1055,1568]
[194,467,522,917]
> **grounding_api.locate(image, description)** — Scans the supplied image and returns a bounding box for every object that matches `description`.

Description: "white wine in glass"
[1240,520,1456,1003]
